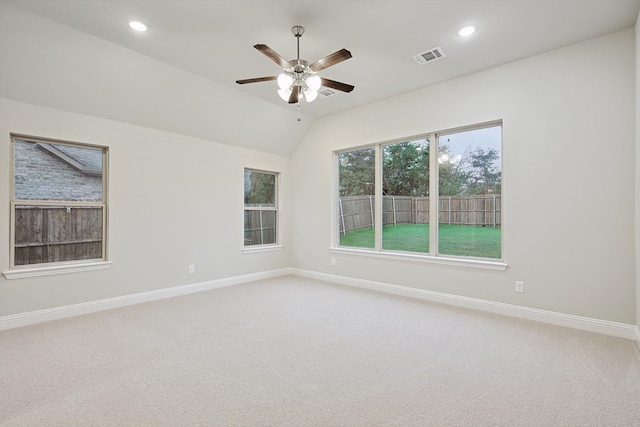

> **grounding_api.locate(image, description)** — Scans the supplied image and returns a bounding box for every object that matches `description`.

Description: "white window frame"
[3,134,111,279]
[243,168,282,254]
[331,121,506,271]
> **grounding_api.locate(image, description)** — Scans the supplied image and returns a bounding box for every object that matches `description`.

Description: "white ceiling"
[1,0,639,155]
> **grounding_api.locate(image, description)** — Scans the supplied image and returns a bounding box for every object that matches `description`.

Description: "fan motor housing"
[292,25,305,37]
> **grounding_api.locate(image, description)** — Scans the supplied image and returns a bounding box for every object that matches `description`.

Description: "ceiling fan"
[236,25,354,104]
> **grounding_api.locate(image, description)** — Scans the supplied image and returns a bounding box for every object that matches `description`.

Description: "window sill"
[329,247,508,271]
[243,245,284,254]
[3,261,113,280]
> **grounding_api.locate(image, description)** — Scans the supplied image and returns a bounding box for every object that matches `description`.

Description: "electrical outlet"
[189,265,195,274]
[515,281,524,293]
[331,258,336,266]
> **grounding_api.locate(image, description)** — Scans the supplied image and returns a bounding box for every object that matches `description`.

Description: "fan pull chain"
[297,102,301,121]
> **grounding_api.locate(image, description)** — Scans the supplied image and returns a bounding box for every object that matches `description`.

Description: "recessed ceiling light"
[457,25,477,37]
[128,21,148,32]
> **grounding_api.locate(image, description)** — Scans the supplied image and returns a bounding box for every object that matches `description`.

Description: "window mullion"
[429,133,438,255]
[374,144,383,251]
[13,200,105,207]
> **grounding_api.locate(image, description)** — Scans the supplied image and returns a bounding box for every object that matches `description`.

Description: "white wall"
[636,12,640,332]
[291,29,636,324]
[0,99,291,316]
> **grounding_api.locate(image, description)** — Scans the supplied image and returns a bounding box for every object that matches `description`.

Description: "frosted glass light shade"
[277,73,293,90]
[278,88,291,101]
[305,89,318,102]
[306,75,321,91]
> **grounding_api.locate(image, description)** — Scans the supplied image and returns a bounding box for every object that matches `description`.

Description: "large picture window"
[336,122,502,264]
[10,135,108,268]
[244,169,278,247]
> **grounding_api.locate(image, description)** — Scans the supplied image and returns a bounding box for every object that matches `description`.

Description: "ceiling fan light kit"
[236,25,354,109]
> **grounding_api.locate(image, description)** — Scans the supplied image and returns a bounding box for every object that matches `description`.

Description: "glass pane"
[437,125,501,259]
[14,205,103,265]
[14,139,103,201]
[338,148,375,249]
[244,170,276,207]
[381,138,430,253]
[244,210,276,246]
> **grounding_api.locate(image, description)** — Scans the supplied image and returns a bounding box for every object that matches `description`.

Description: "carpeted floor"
[1,275,639,426]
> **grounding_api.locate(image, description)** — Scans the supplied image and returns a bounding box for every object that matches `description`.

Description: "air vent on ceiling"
[413,47,446,65]
[319,88,336,97]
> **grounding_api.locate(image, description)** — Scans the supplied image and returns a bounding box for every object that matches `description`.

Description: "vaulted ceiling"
[1,0,638,155]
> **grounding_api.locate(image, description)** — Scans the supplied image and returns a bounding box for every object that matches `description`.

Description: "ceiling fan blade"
[254,44,293,69]
[236,76,277,85]
[320,78,355,93]
[309,49,352,72]
[288,86,300,104]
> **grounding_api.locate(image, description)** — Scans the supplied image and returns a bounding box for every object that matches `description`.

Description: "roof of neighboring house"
[37,143,102,176]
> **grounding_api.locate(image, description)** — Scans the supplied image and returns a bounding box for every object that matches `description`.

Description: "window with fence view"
[337,122,502,260]
[244,169,278,246]
[338,147,375,249]
[11,136,107,267]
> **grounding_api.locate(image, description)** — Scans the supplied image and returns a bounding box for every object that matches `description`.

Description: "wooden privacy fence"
[244,210,276,246]
[338,195,501,235]
[13,205,103,265]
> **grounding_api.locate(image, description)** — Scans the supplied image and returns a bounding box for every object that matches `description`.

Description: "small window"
[10,135,108,267]
[244,169,278,247]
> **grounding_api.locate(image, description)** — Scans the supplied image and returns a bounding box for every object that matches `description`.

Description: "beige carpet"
[1,275,639,426]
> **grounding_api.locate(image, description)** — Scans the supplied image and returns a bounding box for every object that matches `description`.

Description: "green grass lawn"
[340,223,501,259]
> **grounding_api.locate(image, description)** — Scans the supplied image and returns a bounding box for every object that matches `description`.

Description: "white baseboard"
[636,327,640,351]
[291,269,639,342]
[0,268,291,331]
